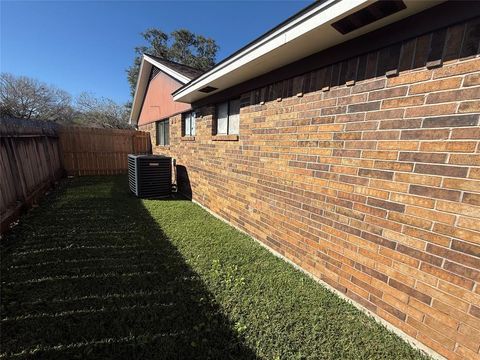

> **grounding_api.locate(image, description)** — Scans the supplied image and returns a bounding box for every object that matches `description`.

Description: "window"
[216,99,240,135]
[156,120,169,146]
[183,111,196,137]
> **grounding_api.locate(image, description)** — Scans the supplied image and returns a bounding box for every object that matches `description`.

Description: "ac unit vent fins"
[128,154,172,198]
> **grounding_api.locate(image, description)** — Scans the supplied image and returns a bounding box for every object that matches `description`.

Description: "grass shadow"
[1,176,259,359]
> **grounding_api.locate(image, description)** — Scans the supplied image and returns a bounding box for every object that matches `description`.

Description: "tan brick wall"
[140,18,480,359]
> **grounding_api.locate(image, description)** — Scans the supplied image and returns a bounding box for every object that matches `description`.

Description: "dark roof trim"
[144,53,205,79]
[192,1,479,108]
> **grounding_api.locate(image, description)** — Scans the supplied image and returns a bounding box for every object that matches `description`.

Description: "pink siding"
[138,71,191,126]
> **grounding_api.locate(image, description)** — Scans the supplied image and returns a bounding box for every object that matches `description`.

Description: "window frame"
[155,119,170,146]
[215,98,240,135]
[182,111,196,137]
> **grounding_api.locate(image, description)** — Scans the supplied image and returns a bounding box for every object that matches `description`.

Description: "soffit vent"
[331,0,406,35]
[199,86,218,93]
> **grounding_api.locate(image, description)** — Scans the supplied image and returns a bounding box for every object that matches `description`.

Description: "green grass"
[1,176,429,359]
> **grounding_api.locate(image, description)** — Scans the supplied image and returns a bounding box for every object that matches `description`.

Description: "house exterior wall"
[140,17,480,359]
[137,71,191,126]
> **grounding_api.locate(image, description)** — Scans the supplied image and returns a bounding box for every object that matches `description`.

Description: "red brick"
[451,127,480,139]
[458,100,480,113]
[444,261,480,282]
[409,77,462,94]
[352,78,386,94]
[368,86,408,101]
[366,108,404,121]
[367,198,405,213]
[414,164,468,178]
[406,227,451,247]
[358,168,394,180]
[382,95,424,109]
[378,118,422,129]
[400,129,450,140]
[462,192,480,206]
[451,240,480,257]
[370,295,407,321]
[398,152,447,164]
[471,305,480,319]
[388,212,432,230]
[404,103,457,118]
[433,58,480,78]
[422,114,479,128]
[388,279,432,304]
[420,263,474,290]
[387,70,431,86]
[420,141,477,153]
[409,185,461,201]
[347,101,381,113]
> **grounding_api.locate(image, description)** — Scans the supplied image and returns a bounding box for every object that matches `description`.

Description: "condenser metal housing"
[128,154,172,198]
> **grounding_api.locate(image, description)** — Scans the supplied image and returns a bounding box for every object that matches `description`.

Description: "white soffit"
[173,0,445,104]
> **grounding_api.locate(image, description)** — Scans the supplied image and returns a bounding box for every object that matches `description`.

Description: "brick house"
[129,54,204,143]
[131,1,480,359]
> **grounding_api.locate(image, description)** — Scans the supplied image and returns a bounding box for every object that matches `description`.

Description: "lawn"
[1,176,429,359]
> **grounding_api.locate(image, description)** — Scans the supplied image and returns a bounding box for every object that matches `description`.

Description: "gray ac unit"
[128,154,172,198]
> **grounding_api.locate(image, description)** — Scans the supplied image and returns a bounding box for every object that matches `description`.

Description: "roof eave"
[173,0,445,104]
[129,54,192,125]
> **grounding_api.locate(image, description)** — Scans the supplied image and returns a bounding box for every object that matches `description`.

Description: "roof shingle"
[145,54,205,80]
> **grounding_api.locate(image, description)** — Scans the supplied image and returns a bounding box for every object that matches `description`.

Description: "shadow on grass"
[1,176,258,359]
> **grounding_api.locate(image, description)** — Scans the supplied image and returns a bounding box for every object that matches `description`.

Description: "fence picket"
[1,121,151,234]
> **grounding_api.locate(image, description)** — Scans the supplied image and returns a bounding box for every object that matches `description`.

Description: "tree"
[0,73,131,129]
[0,73,73,122]
[127,28,219,98]
[73,92,131,129]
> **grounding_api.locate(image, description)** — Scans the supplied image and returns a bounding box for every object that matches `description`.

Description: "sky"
[1,1,310,104]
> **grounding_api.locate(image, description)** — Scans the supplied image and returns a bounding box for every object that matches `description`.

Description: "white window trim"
[183,111,196,137]
[216,99,240,135]
[156,120,170,146]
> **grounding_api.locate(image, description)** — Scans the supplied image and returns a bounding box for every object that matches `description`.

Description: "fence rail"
[0,118,63,233]
[1,120,151,234]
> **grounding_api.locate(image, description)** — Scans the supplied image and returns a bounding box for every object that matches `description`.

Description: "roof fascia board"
[144,55,191,84]
[173,0,368,101]
[129,59,150,125]
[191,0,475,108]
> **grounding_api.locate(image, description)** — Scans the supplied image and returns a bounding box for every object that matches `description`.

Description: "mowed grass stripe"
[1,176,429,359]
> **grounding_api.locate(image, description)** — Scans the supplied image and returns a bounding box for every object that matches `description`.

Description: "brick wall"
[140,17,480,359]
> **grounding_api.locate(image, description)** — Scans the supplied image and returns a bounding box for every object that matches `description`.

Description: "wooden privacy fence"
[59,127,151,176]
[1,118,63,233]
[1,120,151,234]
